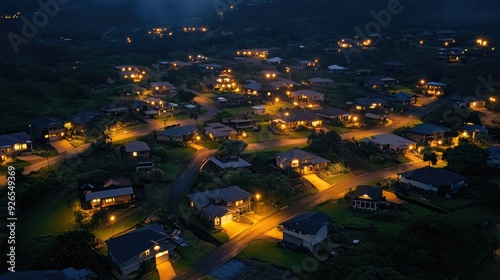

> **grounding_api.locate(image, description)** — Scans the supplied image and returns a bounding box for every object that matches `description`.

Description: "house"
[0,132,32,161]
[298,60,318,68]
[280,211,330,253]
[423,81,446,96]
[328,64,347,73]
[204,123,237,142]
[403,123,454,146]
[316,107,353,122]
[105,223,175,278]
[226,93,247,106]
[124,141,151,158]
[447,95,486,109]
[170,61,193,69]
[150,81,176,94]
[81,177,135,210]
[390,92,417,106]
[28,116,65,142]
[351,185,402,211]
[364,108,387,120]
[360,134,417,153]
[235,48,269,59]
[71,111,101,133]
[398,167,467,197]
[351,185,383,211]
[115,65,145,82]
[309,77,335,87]
[261,70,279,79]
[266,57,283,64]
[459,123,488,140]
[269,78,301,90]
[273,111,323,130]
[198,63,222,72]
[276,148,330,174]
[252,105,266,115]
[100,104,129,115]
[338,38,355,48]
[351,97,388,111]
[213,73,237,90]
[290,90,324,102]
[187,186,253,226]
[363,76,397,91]
[209,155,252,171]
[223,118,255,129]
[381,61,405,72]
[157,125,199,143]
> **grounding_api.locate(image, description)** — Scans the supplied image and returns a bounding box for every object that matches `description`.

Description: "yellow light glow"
[154,245,160,251]
[110,215,115,222]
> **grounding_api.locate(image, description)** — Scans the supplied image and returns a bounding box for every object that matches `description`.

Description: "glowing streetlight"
[110,215,116,236]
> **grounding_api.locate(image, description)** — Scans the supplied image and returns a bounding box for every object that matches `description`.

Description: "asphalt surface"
[173,160,428,280]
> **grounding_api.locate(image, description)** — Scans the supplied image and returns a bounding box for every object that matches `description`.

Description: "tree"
[422,148,438,166]
[190,113,199,125]
[307,129,342,160]
[441,143,489,173]
[177,89,196,103]
[49,229,98,269]
[261,173,293,204]
[216,139,247,156]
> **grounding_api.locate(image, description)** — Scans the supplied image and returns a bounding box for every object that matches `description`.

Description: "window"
[105,198,115,203]
[132,152,138,157]
[145,249,150,256]
[291,159,299,167]
[92,199,100,203]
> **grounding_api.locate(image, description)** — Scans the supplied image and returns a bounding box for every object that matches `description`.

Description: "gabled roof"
[71,111,101,125]
[392,92,415,102]
[316,107,349,117]
[104,177,132,188]
[281,211,330,235]
[268,79,301,88]
[279,111,322,123]
[124,141,151,153]
[461,123,488,134]
[328,64,347,70]
[105,223,169,266]
[399,167,466,186]
[158,125,198,137]
[0,132,31,148]
[405,123,451,136]
[309,77,334,83]
[382,60,404,66]
[266,57,283,63]
[150,81,175,88]
[29,116,63,128]
[351,185,383,202]
[361,134,416,148]
[209,156,252,169]
[276,148,330,165]
[85,186,134,201]
[200,205,229,218]
[291,90,324,98]
[244,80,262,91]
[187,186,253,208]
[204,123,237,138]
[426,81,446,87]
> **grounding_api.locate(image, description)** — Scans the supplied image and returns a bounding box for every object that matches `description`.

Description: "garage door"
[220,214,233,224]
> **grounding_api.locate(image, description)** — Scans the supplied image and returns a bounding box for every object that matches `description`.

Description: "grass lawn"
[0,159,30,176]
[213,231,230,243]
[324,173,355,185]
[92,207,150,241]
[112,123,150,134]
[450,206,497,223]
[223,106,254,115]
[18,195,78,243]
[168,146,197,159]
[286,188,318,205]
[173,229,216,274]
[439,198,479,210]
[238,240,314,270]
[155,113,192,125]
[323,124,352,134]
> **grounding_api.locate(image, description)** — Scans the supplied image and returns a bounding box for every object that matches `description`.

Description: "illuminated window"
[291,159,299,167]
[105,198,115,203]
[145,249,150,256]
[132,152,138,157]
[92,199,100,203]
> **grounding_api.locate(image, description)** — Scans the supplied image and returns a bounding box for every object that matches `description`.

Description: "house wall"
[283,226,327,253]
[129,151,151,159]
[91,194,133,208]
[120,250,155,278]
[353,200,379,210]
[400,177,437,193]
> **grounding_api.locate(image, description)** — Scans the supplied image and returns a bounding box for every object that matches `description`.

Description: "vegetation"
[442,143,489,174]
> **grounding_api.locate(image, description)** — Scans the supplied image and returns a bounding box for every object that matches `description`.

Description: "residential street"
[173,160,428,280]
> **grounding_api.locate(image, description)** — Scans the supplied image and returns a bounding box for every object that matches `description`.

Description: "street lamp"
[110,215,116,236]
[255,193,261,212]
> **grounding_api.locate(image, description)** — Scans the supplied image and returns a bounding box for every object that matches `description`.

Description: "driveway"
[157,261,176,280]
[303,174,331,191]
[223,221,252,239]
[16,154,46,164]
[50,139,75,154]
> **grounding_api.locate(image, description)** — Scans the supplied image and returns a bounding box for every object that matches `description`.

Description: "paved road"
[173,160,428,280]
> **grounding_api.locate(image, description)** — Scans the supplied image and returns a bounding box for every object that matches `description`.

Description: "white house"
[398,167,467,197]
[281,211,330,253]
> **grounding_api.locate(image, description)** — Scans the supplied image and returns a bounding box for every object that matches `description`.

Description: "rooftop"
[399,167,466,186]
[281,211,330,235]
